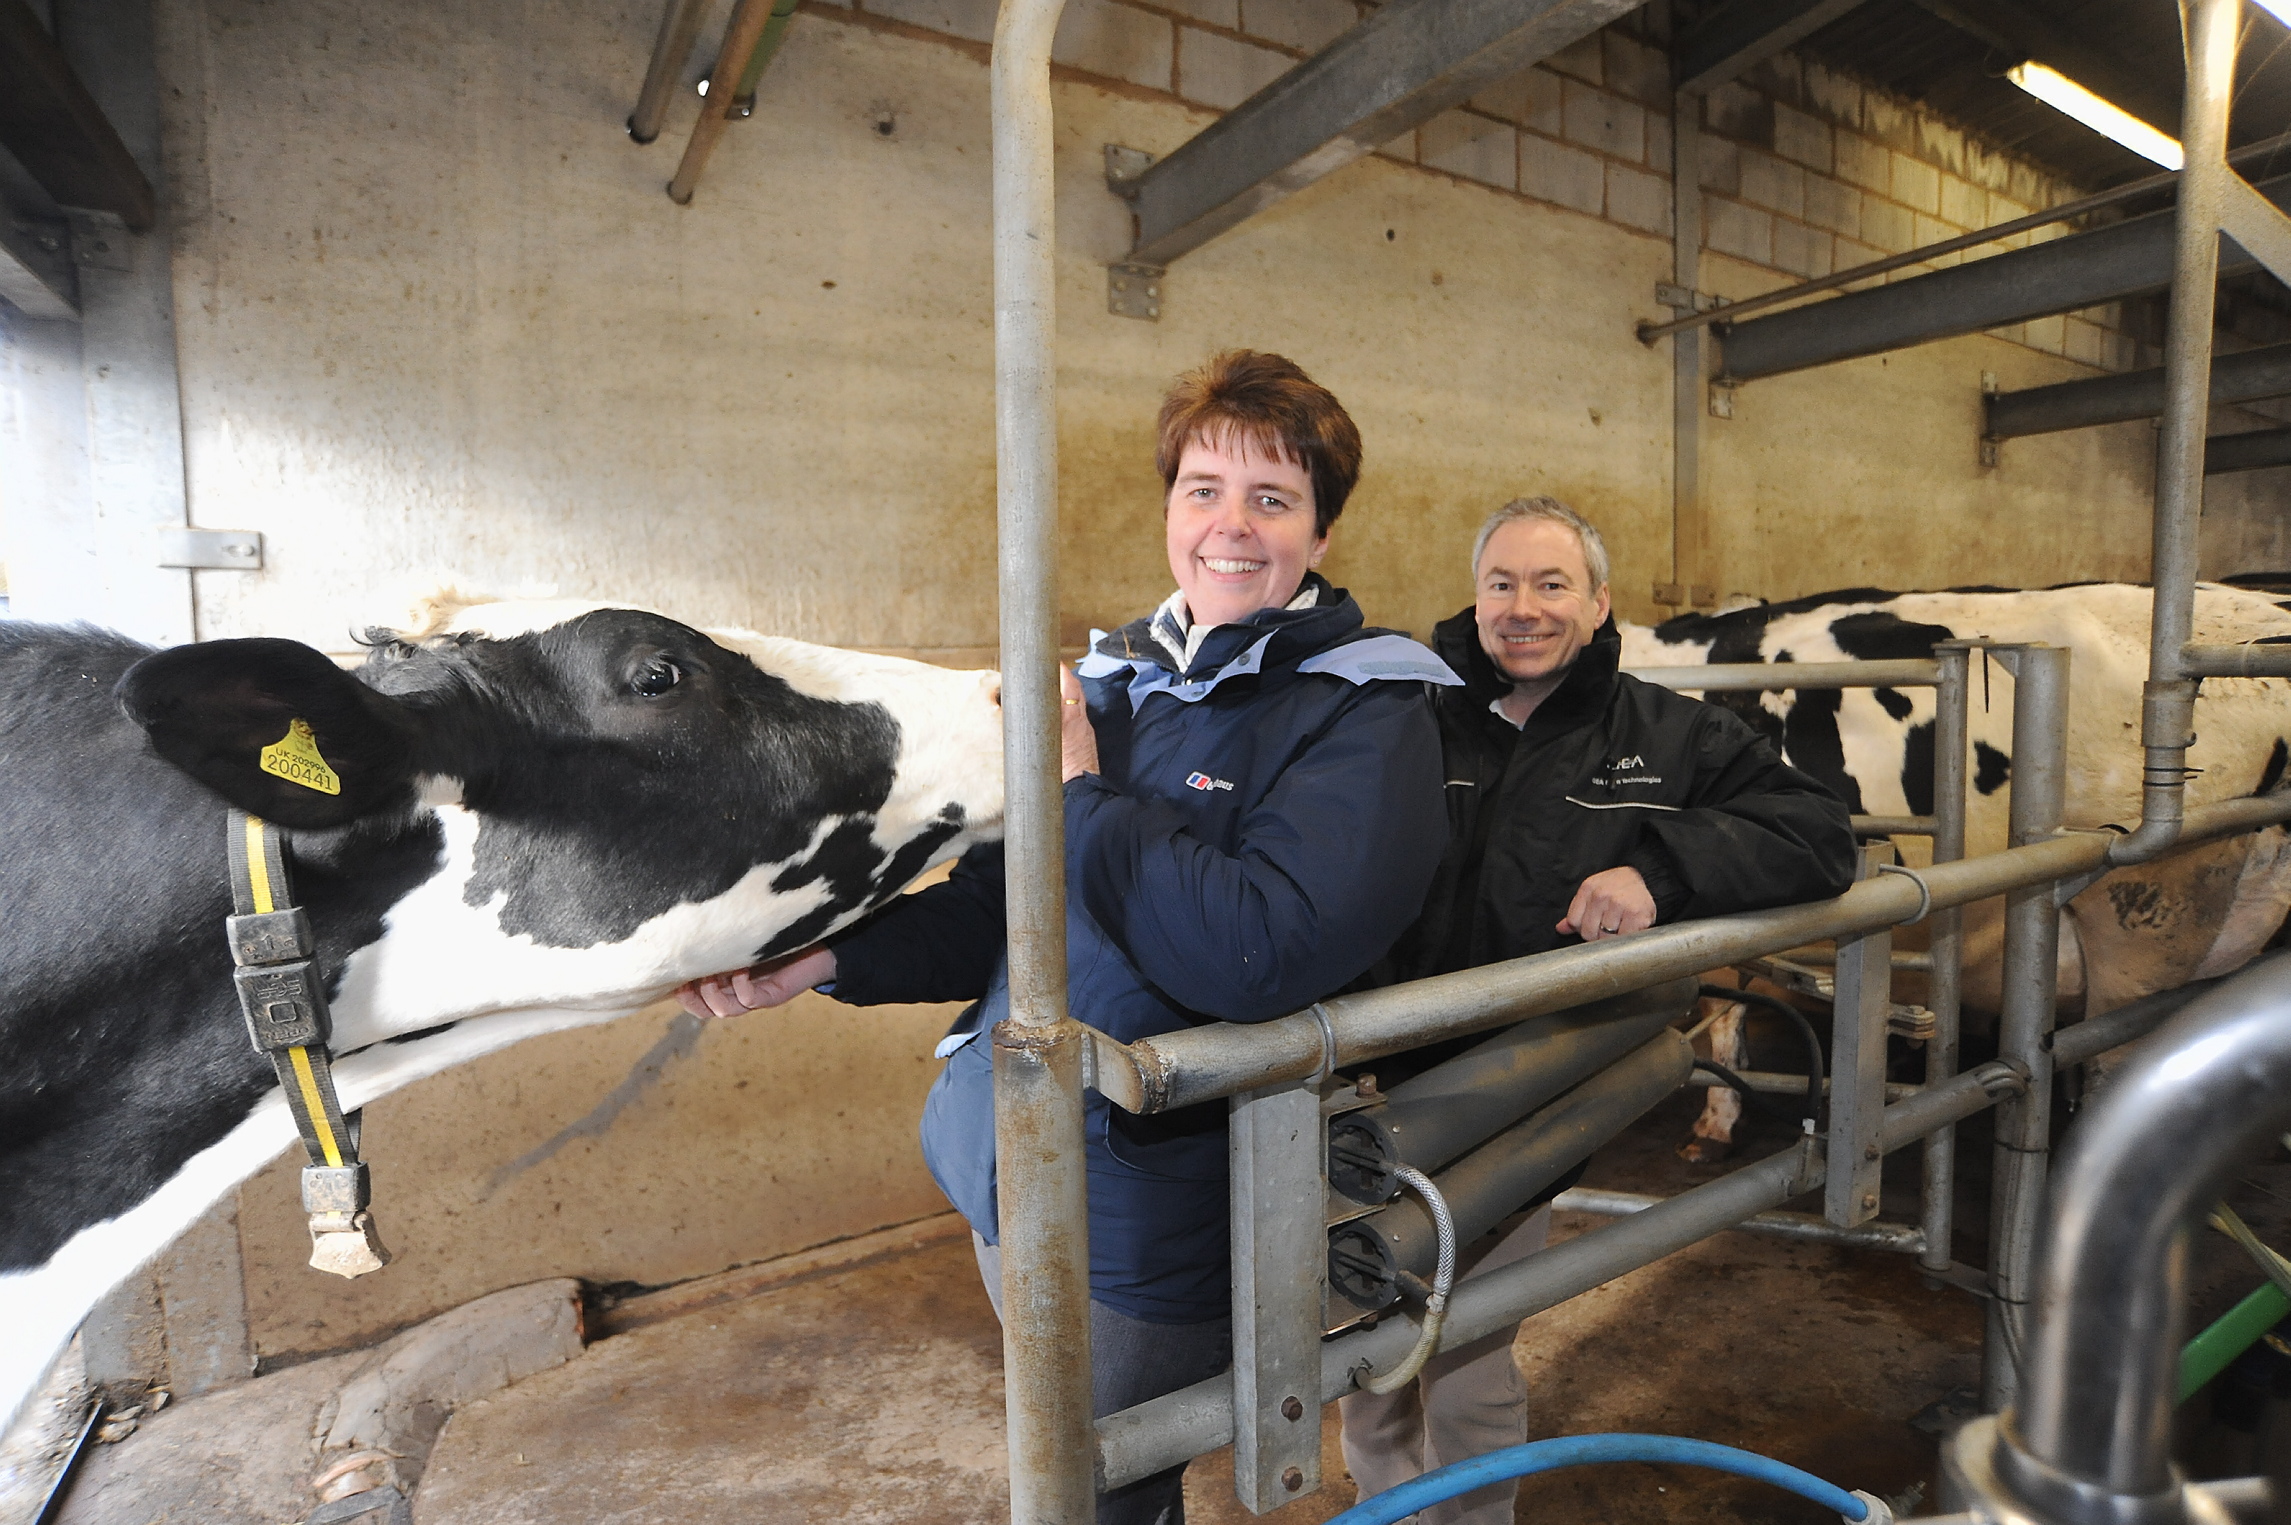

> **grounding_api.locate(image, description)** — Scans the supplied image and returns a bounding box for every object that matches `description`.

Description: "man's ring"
[1602,923,1620,933]
[1063,698,1082,706]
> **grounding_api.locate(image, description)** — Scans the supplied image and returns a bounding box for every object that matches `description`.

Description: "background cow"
[1619,582,2291,1158]
[0,594,1004,1430]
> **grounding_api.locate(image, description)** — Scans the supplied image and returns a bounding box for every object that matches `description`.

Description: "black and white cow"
[0,594,1004,1428]
[1619,582,2291,1156]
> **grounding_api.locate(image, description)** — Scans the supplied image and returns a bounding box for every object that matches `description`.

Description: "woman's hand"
[1060,665,1100,782]
[1557,867,1657,942]
[677,945,838,1018]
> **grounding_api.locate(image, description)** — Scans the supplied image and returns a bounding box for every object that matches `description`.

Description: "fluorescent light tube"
[2007,61,2185,169]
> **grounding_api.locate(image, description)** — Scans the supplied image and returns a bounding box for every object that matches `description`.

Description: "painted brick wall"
[818,0,2153,375]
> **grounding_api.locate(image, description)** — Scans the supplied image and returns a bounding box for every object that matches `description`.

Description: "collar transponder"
[227,810,391,1278]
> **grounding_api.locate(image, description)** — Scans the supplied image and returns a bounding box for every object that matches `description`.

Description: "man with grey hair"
[1341,495,1855,1525]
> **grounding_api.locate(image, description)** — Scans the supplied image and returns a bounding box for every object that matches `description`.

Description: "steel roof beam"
[2206,426,2291,475]
[1116,0,1643,268]
[0,0,152,231]
[1715,172,2291,382]
[1675,0,1869,95]
[1985,341,2291,439]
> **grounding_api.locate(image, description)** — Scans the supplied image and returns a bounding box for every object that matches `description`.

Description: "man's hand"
[1060,664,1100,782]
[677,946,838,1018]
[1558,867,1657,942]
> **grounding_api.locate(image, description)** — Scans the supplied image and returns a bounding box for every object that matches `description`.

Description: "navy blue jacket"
[827,578,1453,1322]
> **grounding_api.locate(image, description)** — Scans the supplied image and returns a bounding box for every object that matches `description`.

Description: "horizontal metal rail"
[1626,659,1939,692]
[1685,1068,1917,1101]
[1099,1056,2031,1488]
[1555,1188,1927,1253]
[1087,792,2291,1116]
[1854,813,1936,836]
[2181,642,2291,678]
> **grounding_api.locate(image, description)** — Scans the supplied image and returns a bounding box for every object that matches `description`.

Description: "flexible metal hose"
[1361,1164,1456,1395]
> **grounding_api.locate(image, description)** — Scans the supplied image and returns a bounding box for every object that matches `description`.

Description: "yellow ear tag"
[259,717,343,796]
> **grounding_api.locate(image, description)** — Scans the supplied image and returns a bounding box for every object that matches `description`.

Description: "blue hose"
[1324,1433,1872,1525]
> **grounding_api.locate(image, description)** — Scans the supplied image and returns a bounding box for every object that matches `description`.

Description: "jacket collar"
[1431,607,1621,732]
[1093,572,1361,682]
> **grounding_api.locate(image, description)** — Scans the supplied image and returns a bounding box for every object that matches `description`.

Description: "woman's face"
[1164,434,1328,630]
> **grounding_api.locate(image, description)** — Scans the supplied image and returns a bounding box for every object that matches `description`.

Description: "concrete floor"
[49,1050,2291,1525]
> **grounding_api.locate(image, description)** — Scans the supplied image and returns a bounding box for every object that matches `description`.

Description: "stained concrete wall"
[67,0,2281,1364]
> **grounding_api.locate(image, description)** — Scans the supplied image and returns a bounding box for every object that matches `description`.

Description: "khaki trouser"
[1337,1206,1551,1525]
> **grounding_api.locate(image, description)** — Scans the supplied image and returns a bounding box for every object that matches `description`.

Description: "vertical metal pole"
[989,0,1090,1515]
[1827,843,1896,1229]
[1229,1083,1327,1512]
[665,0,773,205]
[1919,645,1971,1276]
[627,0,711,144]
[2114,0,2236,865]
[1980,643,2071,1413]
[1669,90,1707,604]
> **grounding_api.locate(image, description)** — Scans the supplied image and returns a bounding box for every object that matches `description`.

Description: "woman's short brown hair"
[1154,350,1363,536]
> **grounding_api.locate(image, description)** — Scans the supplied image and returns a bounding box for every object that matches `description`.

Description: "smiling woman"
[678,350,1459,1524]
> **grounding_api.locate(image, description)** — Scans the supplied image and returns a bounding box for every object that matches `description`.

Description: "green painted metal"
[732,0,801,104]
[2177,1281,2291,1404]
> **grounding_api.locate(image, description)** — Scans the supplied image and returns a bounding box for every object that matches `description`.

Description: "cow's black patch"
[1828,611,1958,664]
[1873,687,1913,721]
[375,612,905,948]
[1649,587,1903,653]
[1780,688,1864,814]
[384,1022,461,1047]
[1975,742,2012,795]
[2258,738,2289,797]
[756,806,967,961]
[1901,721,1936,817]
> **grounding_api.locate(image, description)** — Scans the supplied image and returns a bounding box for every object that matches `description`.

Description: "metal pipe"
[1636,130,2291,345]
[1096,1142,1820,1490]
[986,0,1088,1511]
[1624,659,1939,692]
[1993,956,2291,1516]
[665,0,775,204]
[2111,0,2238,869]
[1985,341,2291,441]
[1852,813,1936,836]
[728,0,801,108]
[1100,1057,2030,1490]
[2181,641,2291,678]
[1922,645,1970,1278]
[628,0,710,143]
[1088,790,2291,1118]
[1684,1067,1917,1100]
[1329,1032,1693,1311]
[1981,644,2071,1413]
[1328,980,1696,1202]
[2050,972,2236,1068]
[1556,1188,1926,1253]
[2204,425,2291,475]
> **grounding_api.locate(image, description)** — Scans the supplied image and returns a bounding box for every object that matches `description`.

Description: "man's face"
[1165,435,1327,629]
[1473,518,1611,687]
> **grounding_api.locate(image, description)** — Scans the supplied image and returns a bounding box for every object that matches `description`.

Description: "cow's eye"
[631,657,683,698]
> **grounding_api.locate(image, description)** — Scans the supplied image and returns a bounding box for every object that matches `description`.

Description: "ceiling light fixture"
[2007,60,2184,170]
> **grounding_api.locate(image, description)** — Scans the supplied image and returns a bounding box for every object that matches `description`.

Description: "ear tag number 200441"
[260,717,342,796]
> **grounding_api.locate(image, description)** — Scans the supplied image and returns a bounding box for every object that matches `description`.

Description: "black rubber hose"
[1691,1059,1800,1123]
[1698,984,1824,1133]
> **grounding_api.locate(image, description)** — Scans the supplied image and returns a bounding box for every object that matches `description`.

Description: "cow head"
[115,597,1005,1039]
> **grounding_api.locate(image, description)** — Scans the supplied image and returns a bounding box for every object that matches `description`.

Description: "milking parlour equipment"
[978,0,2291,1515]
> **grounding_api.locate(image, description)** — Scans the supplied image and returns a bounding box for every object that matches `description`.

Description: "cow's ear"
[115,638,425,829]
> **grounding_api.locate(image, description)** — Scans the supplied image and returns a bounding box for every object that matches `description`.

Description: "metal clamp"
[1876,862,1932,925]
[1309,1002,1339,1086]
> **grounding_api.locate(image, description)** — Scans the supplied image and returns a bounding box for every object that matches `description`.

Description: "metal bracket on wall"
[1978,371,2001,468]
[1708,381,1737,420]
[1655,281,1724,313]
[67,210,130,273]
[1103,143,1155,195]
[1108,262,1163,322]
[157,527,264,570]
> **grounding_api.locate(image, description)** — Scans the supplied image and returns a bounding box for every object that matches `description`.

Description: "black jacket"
[1382,608,1858,984]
